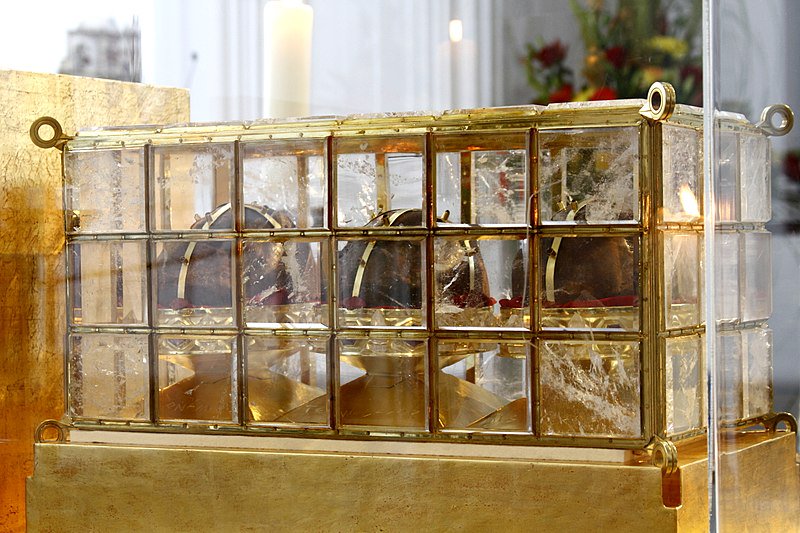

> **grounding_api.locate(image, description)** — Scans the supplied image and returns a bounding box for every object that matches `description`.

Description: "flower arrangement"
[524,0,702,104]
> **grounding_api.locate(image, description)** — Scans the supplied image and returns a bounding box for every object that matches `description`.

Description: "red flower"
[783,152,800,183]
[680,64,703,83]
[589,86,618,101]
[548,84,574,103]
[604,46,627,70]
[536,40,568,68]
[499,296,525,308]
[343,296,366,310]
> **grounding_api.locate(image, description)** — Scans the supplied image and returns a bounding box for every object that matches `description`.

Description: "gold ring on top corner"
[647,435,679,475]
[639,82,676,122]
[757,104,794,137]
[30,116,71,150]
[761,412,798,434]
[34,419,70,443]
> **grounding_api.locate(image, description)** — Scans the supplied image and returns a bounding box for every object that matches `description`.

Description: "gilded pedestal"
[25,432,799,531]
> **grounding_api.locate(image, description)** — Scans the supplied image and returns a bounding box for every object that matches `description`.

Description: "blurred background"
[1,0,797,429]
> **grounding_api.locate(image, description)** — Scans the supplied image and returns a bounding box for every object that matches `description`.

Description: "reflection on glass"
[539,127,639,224]
[716,131,739,222]
[337,221,424,328]
[665,336,704,436]
[246,336,328,426]
[742,231,771,322]
[739,133,770,223]
[540,340,641,438]
[335,137,424,227]
[68,240,147,326]
[662,125,702,222]
[434,133,527,225]
[68,333,149,421]
[244,238,327,328]
[155,239,235,326]
[242,139,327,229]
[337,337,427,431]
[65,148,146,233]
[540,235,639,331]
[152,143,235,231]
[663,232,701,329]
[438,341,529,433]
[741,326,772,420]
[434,237,527,329]
[157,335,237,423]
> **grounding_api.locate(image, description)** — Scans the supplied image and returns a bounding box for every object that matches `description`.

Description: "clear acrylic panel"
[707,2,799,527]
[661,125,703,223]
[337,336,428,431]
[716,131,739,222]
[157,335,237,423]
[741,326,773,420]
[739,133,771,223]
[434,236,526,330]
[663,231,702,329]
[539,127,639,224]
[337,236,425,328]
[152,143,235,231]
[243,238,328,328]
[438,340,529,433]
[246,335,328,426]
[68,333,149,421]
[539,339,641,438]
[741,231,771,322]
[154,238,235,326]
[335,136,425,227]
[665,335,704,436]
[714,231,740,323]
[64,148,146,234]
[717,330,743,424]
[242,139,327,229]
[540,235,639,331]
[68,240,147,326]
[434,133,527,226]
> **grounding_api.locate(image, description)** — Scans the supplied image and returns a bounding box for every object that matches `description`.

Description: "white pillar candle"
[263,0,313,118]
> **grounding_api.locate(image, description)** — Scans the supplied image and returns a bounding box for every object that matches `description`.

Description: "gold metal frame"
[31,82,795,459]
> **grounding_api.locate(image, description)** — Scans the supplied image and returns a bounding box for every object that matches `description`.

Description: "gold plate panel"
[0,70,190,532]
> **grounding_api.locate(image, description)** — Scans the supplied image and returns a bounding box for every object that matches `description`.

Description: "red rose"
[783,152,800,183]
[589,86,618,101]
[536,40,568,68]
[605,46,627,69]
[548,84,574,103]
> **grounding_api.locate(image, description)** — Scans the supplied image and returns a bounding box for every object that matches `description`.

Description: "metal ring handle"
[30,116,66,149]
[639,82,676,121]
[648,436,679,475]
[763,411,798,433]
[757,104,794,136]
[34,419,68,443]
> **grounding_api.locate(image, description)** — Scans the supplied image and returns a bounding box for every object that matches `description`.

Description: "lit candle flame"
[449,19,463,43]
[679,184,700,218]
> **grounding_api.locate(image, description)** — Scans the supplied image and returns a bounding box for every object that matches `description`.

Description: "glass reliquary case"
[31,82,795,465]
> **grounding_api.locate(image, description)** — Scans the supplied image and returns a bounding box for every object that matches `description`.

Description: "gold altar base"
[27,432,799,531]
